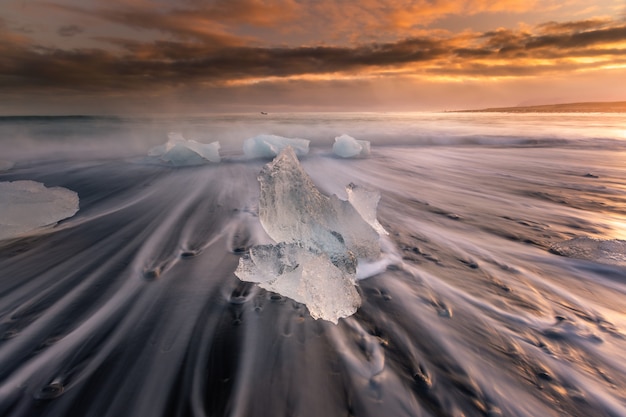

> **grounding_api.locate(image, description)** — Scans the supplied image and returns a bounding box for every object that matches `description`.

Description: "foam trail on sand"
[235,147,386,323]
[0,180,79,240]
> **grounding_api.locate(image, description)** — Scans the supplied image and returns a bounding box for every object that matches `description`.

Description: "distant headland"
[456,101,626,113]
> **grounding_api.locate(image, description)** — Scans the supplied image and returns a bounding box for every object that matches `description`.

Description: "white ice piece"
[0,180,79,240]
[149,132,220,165]
[235,147,385,323]
[243,134,309,159]
[332,134,371,158]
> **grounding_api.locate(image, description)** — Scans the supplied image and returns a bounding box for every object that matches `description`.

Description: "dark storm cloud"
[0,35,449,92]
[58,24,84,37]
[459,21,626,59]
[1,17,625,94]
[536,18,612,34]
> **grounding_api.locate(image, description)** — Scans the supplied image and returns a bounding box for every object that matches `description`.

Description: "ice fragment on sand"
[0,180,79,240]
[550,237,626,266]
[149,132,220,165]
[235,243,361,322]
[243,134,309,159]
[346,183,388,236]
[235,147,384,323]
[332,134,371,158]
[0,160,13,171]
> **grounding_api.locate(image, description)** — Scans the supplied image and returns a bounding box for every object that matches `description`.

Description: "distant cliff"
[458,101,626,113]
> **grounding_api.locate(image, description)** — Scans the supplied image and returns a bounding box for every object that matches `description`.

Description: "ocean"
[0,112,625,416]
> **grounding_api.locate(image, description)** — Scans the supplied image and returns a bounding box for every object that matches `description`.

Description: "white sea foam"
[243,134,309,159]
[0,180,79,240]
[235,147,386,323]
[149,132,220,165]
[551,237,626,266]
[332,134,371,158]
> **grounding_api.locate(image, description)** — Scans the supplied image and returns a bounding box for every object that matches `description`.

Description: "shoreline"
[454,101,626,113]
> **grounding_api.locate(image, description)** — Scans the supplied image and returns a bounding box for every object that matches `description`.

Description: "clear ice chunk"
[332,134,371,158]
[235,147,385,323]
[346,183,388,235]
[235,243,361,323]
[0,180,79,240]
[149,132,220,165]
[257,147,380,264]
[243,134,310,159]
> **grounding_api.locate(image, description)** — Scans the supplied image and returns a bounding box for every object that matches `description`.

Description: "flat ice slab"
[243,134,309,159]
[149,132,220,165]
[333,134,371,158]
[235,147,385,323]
[0,180,79,240]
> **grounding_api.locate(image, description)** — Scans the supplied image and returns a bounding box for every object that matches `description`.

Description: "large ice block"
[235,147,385,323]
[257,147,380,265]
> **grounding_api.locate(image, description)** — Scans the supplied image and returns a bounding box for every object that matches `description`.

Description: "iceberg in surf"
[235,147,384,323]
[0,180,79,240]
[332,134,371,158]
[149,132,220,165]
[243,134,309,159]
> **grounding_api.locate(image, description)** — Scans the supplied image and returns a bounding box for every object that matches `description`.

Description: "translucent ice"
[346,183,388,236]
[257,147,380,265]
[149,132,220,165]
[0,180,79,240]
[235,147,385,323]
[235,243,360,323]
[243,134,309,159]
[551,237,626,266]
[332,134,371,158]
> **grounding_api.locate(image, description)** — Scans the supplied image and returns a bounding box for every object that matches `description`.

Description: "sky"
[1,0,626,114]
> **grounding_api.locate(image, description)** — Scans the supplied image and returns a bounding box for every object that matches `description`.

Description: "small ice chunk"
[149,132,220,165]
[243,134,309,159]
[0,160,14,171]
[235,243,360,323]
[333,134,371,158]
[346,183,388,236]
[550,237,626,266]
[0,180,79,240]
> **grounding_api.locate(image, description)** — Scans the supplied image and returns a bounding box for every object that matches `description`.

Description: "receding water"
[0,112,625,417]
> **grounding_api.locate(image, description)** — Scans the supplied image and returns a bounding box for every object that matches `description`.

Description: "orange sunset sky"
[1,0,625,114]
